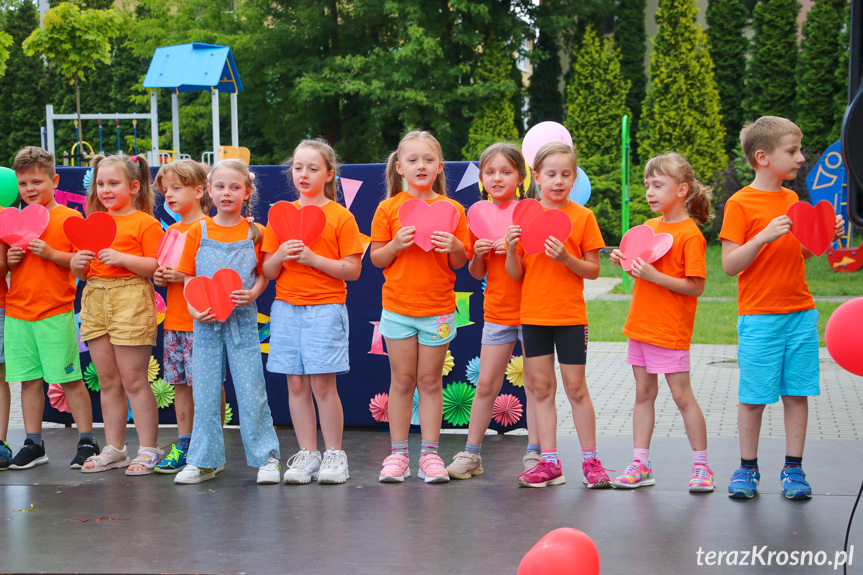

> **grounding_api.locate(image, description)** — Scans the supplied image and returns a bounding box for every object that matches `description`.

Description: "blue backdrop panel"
[46,163,528,431]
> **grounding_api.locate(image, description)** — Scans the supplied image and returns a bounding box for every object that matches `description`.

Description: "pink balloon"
[522,122,573,168]
[518,528,600,575]
[825,297,863,377]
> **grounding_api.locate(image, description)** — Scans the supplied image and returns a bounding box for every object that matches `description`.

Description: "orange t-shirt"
[519,202,605,326]
[622,217,706,350]
[6,205,81,321]
[371,191,471,317]
[719,186,814,315]
[87,211,163,278]
[470,230,522,326]
[177,218,265,277]
[262,200,363,305]
[162,218,206,332]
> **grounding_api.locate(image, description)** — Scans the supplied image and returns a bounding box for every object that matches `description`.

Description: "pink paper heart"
[398,198,459,252]
[156,228,189,268]
[619,225,673,271]
[787,200,835,257]
[0,204,50,248]
[467,200,515,242]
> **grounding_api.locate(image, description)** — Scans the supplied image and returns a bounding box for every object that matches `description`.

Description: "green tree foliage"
[564,25,630,159]
[614,0,646,157]
[829,0,851,144]
[527,26,564,125]
[639,0,727,181]
[582,155,653,244]
[0,30,10,77]
[462,38,520,160]
[706,0,748,155]
[746,0,800,120]
[797,0,848,153]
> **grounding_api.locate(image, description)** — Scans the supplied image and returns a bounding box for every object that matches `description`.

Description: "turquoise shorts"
[379,309,456,347]
[737,308,820,404]
[4,311,83,383]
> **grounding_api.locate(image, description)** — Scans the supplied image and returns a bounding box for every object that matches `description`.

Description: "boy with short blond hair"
[719,116,844,500]
[3,146,97,470]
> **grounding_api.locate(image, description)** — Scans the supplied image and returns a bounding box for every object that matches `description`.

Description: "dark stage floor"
[1,428,860,574]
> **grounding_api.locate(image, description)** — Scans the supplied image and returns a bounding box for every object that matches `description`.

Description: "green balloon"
[0,167,18,208]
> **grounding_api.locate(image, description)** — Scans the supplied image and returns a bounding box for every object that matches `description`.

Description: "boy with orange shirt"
[2,147,97,470]
[720,117,844,500]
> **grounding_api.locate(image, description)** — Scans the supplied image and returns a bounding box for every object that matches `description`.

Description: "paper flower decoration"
[506,355,524,388]
[369,393,389,423]
[465,356,481,385]
[411,388,420,426]
[83,168,92,191]
[442,350,454,377]
[147,356,160,382]
[47,384,70,413]
[83,362,100,392]
[442,382,475,427]
[224,403,234,426]
[150,378,174,409]
[492,394,523,427]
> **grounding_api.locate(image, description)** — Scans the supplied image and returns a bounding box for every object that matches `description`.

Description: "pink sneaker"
[582,457,612,488]
[689,463,715,493]
[379,453,410,483]
[518,459,566,488]
[418,453,450,483]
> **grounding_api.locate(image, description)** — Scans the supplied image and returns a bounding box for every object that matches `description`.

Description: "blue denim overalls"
[187,220,279,469]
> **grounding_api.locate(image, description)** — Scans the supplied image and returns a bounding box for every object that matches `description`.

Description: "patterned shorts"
[164,329,194,386]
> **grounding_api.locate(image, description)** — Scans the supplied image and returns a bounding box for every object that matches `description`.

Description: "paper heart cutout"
[0,204,50,248]
[512,199,572,255]
[63,211,116,253]
[268,201,326,245]
[183,268,242,322]
[157,228,188,268]
[787,200,835,257]
[619,225,674,271]
[467,200,515,243]
[398,198,459,252]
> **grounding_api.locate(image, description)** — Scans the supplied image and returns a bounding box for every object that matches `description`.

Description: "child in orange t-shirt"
[446,143,540,479]
[370,130,470,484]
[2,147,96,471]
[719,117,844,500]
[610,152,713,493]
[70,154,164,475]
[504,142,608,489]
[262,139,362,485]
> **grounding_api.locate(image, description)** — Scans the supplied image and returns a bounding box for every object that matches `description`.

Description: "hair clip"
[130,156,139,164]
[249,172,256,181]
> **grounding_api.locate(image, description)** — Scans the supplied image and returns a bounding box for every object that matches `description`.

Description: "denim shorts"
[379,309,456,347]
[267,301,350,375]
[481,321,523,345]
[737,309,820,404]
[627,338,690,375]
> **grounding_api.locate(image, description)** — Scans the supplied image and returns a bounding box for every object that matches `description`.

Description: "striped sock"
[465,442,481,455]
[526,443,541,456]
[541,450,559,464]
[582,448,598,462]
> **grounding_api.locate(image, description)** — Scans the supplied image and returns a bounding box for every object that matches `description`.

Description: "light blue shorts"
[481,322,523,345]
[737,308,820,404]
[379,309,456,347]
[267,301,350,376]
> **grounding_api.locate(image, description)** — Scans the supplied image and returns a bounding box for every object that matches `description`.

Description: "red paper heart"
[63,211,117,253]
[156,228,188,268]
[0,204,50,248]
[467,200,516,242]
[183,268,242,322]
[398,198,459,252]
[512,199,572,255]
[619,225,674,271]
[787,200,835,256]
[268,201,326,245]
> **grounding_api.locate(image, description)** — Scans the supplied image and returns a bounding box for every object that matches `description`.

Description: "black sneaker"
[70,438,100,469]
[9,439,49,470]
[0,440,12,471]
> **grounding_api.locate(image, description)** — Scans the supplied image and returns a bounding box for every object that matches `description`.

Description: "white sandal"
[81,445,130,473]
[125,446,165,476]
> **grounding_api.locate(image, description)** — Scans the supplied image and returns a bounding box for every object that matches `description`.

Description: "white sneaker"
[175,464,218,484]
[318,450,349,484]
[257,457,281,485]
[283,450,322,484]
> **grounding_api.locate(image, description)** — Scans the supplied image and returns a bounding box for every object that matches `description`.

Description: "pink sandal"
[125,446,165,476]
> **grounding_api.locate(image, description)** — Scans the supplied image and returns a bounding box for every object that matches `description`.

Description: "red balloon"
[826,297,863,377]
[518,528,600,575]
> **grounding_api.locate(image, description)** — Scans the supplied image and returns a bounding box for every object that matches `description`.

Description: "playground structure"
[42,42,248,166]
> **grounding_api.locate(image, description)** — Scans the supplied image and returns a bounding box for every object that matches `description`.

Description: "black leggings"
[521,324,588,365]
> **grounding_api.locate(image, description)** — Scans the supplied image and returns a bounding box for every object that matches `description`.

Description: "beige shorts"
[80,275,157,346]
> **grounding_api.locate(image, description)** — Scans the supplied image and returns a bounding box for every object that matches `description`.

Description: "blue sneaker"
[728,466,760,499]
[155,444,187,474]
[780,465,812,500]
[0,440,12,471]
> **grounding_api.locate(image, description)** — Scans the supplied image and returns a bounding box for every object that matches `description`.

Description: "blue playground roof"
[143,43,243,93]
